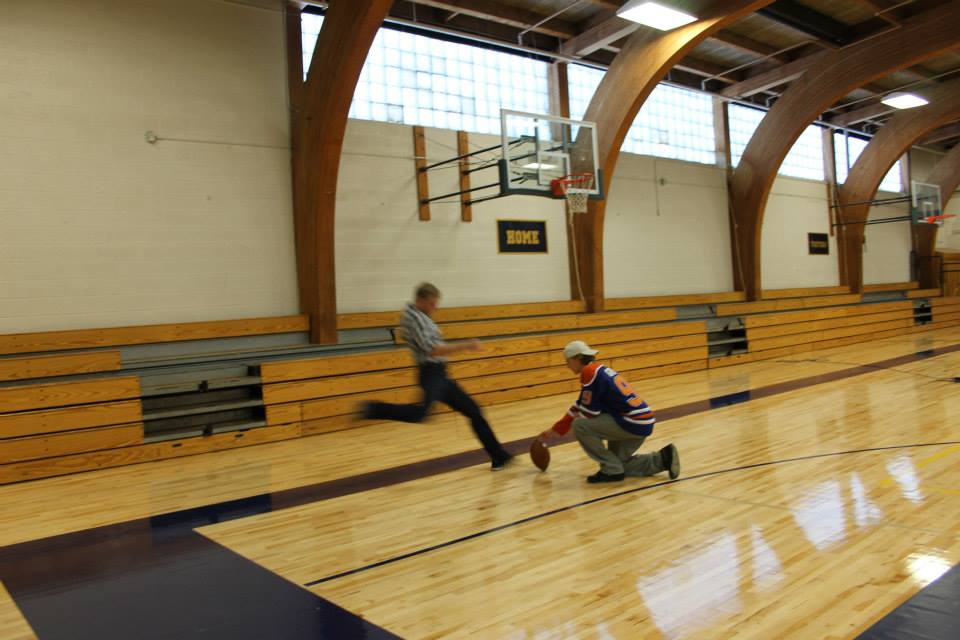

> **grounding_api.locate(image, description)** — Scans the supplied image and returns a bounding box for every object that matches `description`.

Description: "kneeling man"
[537,340,680,483]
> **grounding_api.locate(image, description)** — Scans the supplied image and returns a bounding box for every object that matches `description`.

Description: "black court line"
[1,342,958,639]
[304,439,960,586]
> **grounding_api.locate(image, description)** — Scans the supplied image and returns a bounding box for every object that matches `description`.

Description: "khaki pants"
[572,413,663,476]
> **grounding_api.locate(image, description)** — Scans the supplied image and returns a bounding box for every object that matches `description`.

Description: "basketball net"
[551,173,594,214]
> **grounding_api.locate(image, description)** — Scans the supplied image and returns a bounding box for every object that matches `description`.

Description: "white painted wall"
[336,122,571,311]
[0,0,297,333]
[938,197,960,251]
[760,177,838,289]
[5,0,934,332]
[603,157,734,297]
[863,192,912,285]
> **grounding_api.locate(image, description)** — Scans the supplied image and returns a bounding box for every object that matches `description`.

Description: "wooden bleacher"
[261,320,708,436]
[0,315,309,483]
[2,288,957,484]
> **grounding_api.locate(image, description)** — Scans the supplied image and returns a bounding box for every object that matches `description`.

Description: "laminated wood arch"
[573,0,774,312]
[728,2,960,299]
[916,142,960,287]
[290,1,394,343]
[837,80,960,291]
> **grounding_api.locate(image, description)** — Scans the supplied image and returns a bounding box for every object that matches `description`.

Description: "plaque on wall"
[498,220,547,253]
[808,233,829,255]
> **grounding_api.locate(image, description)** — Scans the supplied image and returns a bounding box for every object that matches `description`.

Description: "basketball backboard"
[911,181,943,224]
[499,109,602,199]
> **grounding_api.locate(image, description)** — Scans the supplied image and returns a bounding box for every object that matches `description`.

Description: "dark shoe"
[358,401,375,420]
[491,455,514,471]
[587,470,625,483]
[660,443,680,479]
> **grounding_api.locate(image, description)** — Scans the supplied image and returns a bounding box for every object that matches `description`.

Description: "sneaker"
[587,470,625,483]
[491,455,514,471]
[358,401,375,420]
[660,443,680,480]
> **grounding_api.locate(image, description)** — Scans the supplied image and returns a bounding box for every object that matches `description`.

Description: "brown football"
[529,439,550,471]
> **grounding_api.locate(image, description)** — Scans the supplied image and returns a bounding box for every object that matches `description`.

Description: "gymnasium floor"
[1,325,959,639]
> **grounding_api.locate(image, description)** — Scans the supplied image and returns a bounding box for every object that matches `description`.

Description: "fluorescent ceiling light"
[617,1,697,31]
[523,162,558,170]
[881,92,929,109]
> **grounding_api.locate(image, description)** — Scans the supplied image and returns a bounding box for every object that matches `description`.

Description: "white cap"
[563,340,598,360]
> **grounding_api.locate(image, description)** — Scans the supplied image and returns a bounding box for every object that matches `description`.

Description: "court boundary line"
[304,439,960,586]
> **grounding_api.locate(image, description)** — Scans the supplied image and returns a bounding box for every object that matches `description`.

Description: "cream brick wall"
[4,0,933,331]
[603,156,733,297]
[761,176,839,289]
[0,0,297,333]
[336,122,571,312]
[863,192,912,285]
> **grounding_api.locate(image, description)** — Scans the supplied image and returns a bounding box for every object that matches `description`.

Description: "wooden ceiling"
[314,0,960,148]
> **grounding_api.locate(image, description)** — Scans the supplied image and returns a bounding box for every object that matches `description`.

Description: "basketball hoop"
[551,173,595,213]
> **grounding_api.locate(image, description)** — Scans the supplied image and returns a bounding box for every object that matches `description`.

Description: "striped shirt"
[401,302,444,365]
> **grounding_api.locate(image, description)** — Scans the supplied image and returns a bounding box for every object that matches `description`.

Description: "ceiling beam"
[559,16,639,57]
[720,49,828,97]
[758,0,849,46]
[710,29,792,60]
[674,56,742,82]
[409,0,578,40]
[848,0,901,25]
[829,102,897,127]
[921,121,960,144]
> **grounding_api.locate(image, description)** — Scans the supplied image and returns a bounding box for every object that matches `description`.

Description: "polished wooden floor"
[2,326,960,639]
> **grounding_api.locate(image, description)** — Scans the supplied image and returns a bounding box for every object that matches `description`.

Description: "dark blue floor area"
[857,561,960,639]
[0,496,400,640]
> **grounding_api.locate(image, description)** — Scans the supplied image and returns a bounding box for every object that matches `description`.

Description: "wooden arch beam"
[915,143,960,287]
[573,0,774,312]
[292,0,393,343]
[728,2,960,299]
[836,79,960,291]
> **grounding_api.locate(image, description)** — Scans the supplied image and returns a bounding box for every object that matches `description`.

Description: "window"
[569,64,716,165]
[301,14,549,135]
[729,104,825,181]
[834,132,903,193]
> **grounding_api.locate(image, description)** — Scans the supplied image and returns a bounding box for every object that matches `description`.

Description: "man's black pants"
[364,362,510,463]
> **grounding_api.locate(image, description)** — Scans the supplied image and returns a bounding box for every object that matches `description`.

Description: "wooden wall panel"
[0,316,307,356]
[0,424,301,484]
[293,0,394,343]
[604,292,744,310]
[337,300,586,330]
[0,400,142,439]
[0,351,122,382]
[0,424,142,463]
[0,376,141,413]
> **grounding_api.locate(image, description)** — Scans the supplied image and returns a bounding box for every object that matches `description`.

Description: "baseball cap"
[563,340,599,360]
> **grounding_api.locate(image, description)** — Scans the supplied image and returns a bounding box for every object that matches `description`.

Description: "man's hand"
[464,338,481,352]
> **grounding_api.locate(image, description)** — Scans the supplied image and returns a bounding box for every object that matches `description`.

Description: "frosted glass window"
[302,14,549,135]
[834,133,903,193]
[729,104,825,181]
[568,64,716,165]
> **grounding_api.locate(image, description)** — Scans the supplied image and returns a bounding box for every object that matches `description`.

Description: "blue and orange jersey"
[552,363,655,436]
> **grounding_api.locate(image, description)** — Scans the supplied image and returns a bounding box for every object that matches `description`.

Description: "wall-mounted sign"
[808,233,829,255]
[498,220,547,253]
